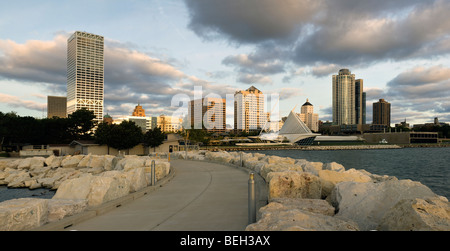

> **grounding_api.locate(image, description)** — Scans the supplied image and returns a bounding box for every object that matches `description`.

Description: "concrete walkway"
[64,160,251,231]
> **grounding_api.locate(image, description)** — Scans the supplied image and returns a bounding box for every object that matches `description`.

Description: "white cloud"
[0,93,45,111]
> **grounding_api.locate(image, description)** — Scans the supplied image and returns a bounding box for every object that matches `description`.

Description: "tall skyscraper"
[332,69,365,125]
[373,99,391,127]
[355,79,364,125]
[234,86,265,132]
[298,99,319,132]
[189,97,226,132]
[67,31,104,124]
[47,96,67,118]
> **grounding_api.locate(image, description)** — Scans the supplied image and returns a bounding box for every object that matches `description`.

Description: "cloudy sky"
[1,0,450,126]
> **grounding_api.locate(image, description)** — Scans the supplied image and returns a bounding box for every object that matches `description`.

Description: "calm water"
[246,147,450,199]
[0,186,56,203]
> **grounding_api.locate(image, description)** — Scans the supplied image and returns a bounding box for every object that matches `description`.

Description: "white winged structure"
[256,110,319,145]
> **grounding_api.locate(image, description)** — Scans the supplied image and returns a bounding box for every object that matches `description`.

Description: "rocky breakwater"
[175,150,450,231]
[0,154,171,231]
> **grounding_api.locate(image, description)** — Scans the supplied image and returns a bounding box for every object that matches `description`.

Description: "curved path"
[64,160,250,231]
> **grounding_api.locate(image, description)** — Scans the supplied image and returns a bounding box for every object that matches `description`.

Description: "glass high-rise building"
[332,69,365,125]
[67,31,104,123]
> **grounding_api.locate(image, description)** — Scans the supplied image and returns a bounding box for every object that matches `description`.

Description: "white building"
[67,31,105,124]
[234,86,265,132]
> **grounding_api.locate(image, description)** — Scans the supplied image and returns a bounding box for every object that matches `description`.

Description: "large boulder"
[246,200,358,231]
[61,155,84,169]
[377,196,450,231]
[319,169,372,198]
[5,170,31,188]
[330,179,441,231]
[17,157,45,170]
[0,198,49,231]
[260,163,303,181]
[89,172,131,207]
[124,167,147,192]
[266,171,322,200]
[143,160,171,182]
[47,199,88,222]
[53,174,94,201]
[48,156,64,168]
[268,198,336,216]
[300,161,323,176]
[262,155,296,165]
[322,162,345,172]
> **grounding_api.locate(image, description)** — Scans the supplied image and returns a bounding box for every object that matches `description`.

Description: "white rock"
[61,155,84,169]
[47,199,88,222]
[268,198,336,216]
[49,156,63,168]
[87,175,130,207]
[378,196,450,231]
[77,154,92,168]
[267,171,322,200]
[44,155,55,167]
[0,198,49,231]
[319,168,372,198]
[53,174,94,201]
[323,162,345,172]
[301,161,323,176]
[262,155,296,165]
[125,167,147,192]
[246,204,358,231]
[6,171,31,188]
[260,163,303,181]
[330,179,439,231]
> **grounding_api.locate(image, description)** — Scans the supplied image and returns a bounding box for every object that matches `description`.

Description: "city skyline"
[1,0,450,126]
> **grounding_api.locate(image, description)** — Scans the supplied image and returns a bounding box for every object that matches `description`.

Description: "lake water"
[0,186,56,203]
[246,147,450,200]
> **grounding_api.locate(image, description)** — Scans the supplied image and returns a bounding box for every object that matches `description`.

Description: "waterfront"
[0,186,55,203]
[246,147,450,200]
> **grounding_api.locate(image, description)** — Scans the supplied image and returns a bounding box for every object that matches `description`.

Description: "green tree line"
[0,108,96,148]
[0,108,165,152]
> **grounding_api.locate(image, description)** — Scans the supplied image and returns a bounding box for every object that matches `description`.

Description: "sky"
[1,0,450,127]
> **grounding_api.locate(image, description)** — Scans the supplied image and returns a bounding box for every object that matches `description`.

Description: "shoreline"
[203,143,450,152]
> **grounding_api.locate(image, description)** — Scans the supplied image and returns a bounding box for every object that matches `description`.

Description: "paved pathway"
[65,160,250,231]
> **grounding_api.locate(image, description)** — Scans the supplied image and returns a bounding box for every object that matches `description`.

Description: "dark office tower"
[373,99,391,126]
[362,92,366,124]
[47,96,67,118]
[355,79,364,125]
[67,31,104,124]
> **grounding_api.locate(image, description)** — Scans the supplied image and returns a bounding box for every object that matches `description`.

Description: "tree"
[94,122,115,154]
[108,121,143,154]
[186,129,210,146]
[143,127,165,152]
[68,108,97,140]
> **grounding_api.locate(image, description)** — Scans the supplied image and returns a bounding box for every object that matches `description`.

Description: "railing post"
[240,152,243,167]
[151,160,156,186]
[248,172,256,224]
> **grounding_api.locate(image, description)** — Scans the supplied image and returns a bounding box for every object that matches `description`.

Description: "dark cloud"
[185,0,450,68]
[184,0,322,44]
